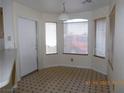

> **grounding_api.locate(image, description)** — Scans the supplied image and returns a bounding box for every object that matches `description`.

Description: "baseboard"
[12,84,18,93]
[40,64,91,70]
[41,65,107,75]
[65,65,107,75]
[61,65,91,69]
[13,83,17,89]
[42,65,61,69]
[92,67,107,75]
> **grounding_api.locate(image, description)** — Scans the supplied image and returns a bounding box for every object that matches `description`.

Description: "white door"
[18,17,38,77]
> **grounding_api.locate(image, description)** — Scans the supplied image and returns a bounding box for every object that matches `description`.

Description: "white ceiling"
[14,0,110,14]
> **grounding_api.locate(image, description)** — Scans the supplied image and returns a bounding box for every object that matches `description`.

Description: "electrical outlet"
[70,58,74,62]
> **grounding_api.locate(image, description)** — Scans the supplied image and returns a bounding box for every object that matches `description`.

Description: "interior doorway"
[0,8,4,50]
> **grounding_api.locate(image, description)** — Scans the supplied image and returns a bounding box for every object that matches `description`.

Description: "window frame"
[94,17,107,59]
[63,20,89,55]
[45,22,58,55]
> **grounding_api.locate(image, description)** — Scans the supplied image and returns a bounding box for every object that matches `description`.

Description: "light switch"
[7,36,11,41]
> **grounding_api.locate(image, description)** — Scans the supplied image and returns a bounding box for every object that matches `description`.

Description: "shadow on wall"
[0,7,4,50]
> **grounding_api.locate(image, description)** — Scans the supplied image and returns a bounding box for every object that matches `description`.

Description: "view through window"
[64,19,88,54]
[95,18,106,57]
[45,22,57,54]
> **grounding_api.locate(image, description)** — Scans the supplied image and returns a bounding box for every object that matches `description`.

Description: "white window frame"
[63,19,88,55]
[94,17,107,58]
[45,22,57,55]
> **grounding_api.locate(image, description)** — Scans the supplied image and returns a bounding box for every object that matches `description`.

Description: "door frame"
[108,6,116,71]
[17,16,38,78]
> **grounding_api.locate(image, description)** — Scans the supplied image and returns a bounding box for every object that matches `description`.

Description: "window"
[95,18,107,57]
[64,19,88,54]
[45,22,57,54]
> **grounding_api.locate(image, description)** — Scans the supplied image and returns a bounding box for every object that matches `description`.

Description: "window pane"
[64,19,88,54]
[95,18,106,57]
[45,23,57,54]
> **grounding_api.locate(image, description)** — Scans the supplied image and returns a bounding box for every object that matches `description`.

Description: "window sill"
[63,53,88,56]
[46,53,58,55]
[94,55,105,59]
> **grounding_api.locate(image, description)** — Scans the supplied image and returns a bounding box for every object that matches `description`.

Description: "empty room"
[0,0,124,93]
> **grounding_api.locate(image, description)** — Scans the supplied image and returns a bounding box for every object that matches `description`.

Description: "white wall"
[109,0,116,12]
[65,7,109,74]
[39,13,63,68]
[13,2,43,81]
[3,0,15,49]
[109,0,124,92]
[5,1,124,93]
[42,11,92,69]
[42,7,110,75]
[0,0,2,7]
[0,39,4,49]
[12,1,110,81]
[91,6,110,74]
[4,1,124,93]
[0,0,15,50]
[107,0,116,92]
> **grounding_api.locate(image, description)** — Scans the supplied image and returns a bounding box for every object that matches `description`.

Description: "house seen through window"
[64,19,88,54]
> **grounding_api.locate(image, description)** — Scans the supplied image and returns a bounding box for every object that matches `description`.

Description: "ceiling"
[14,0,110,14]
